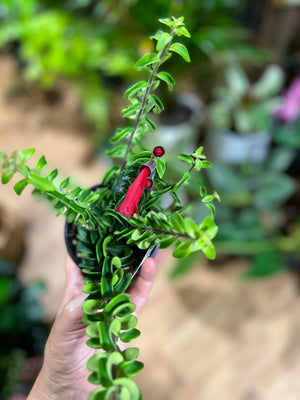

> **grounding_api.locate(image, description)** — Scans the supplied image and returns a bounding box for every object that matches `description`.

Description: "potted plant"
[0,17,219,400]
[206,60,285,165]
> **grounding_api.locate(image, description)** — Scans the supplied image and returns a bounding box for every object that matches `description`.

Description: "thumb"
[53,292,87,341]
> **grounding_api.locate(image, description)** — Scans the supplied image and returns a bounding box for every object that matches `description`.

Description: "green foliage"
[208,61,285,134]
[0,258,48,399]
[0,17,219,399]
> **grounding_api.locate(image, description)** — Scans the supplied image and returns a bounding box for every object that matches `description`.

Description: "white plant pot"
[207,129,271,165]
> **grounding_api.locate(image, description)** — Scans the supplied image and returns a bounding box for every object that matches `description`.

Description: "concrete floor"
[1,56,300,400]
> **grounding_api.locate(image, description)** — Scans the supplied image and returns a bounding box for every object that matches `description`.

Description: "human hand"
[27,253,158,400]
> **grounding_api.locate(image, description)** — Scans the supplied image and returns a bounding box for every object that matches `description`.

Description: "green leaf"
[48,169,58,181]
[158,236,176,249]
[28,173,55,192]
[176,26,191,38]
[201,161,212,168]
[106,352,124,380]
[134,53,159,71]
[101,276,113,298]
[143,116,156,132]
[113,378,142,400]
[83,299,105,316]
[14,179,28,195]
[119,328,141,343]
[87,387,106,399]
[184,217,199,239]
[157,71,175,90]
[122,348,140,362]
[202,195,213,203]
[124,81,147,99]
[202,241,216,260]
[82,282,102,295]
[156,32,172,51]
[121,360,144,377]
[110,127,133,144]
[19,148,35,162]
[35,156,47,171]
[122,103,140,119]
[127,151,152,165]
[158,18,174,28]
[205,203,216,216]
[148,94,164,114]
[199,216,218,239]
[98,321,116,351]
[104,294,131,317]
[106,145,127,159]
[200,186,206,197]
[60,177,70,189]
[156,158,166,179]
[169,212,185,234]
[177,154,194,165]
[170,43,190,62]
[173,172,190,192]
[173,240,192,258]
[87,353,107,372]
[1,169,14,184]
[151,79,160,91]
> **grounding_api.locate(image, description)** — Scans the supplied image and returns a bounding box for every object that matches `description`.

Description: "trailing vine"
[0,17,220,400]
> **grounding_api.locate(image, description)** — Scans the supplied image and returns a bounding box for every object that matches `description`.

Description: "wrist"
[27,367,54,400]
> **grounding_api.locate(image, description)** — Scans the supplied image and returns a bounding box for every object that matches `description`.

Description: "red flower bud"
[115,167,151,217]
[153,146,165,157]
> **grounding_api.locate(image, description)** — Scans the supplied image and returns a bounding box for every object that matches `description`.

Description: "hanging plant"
[0,16,219,400]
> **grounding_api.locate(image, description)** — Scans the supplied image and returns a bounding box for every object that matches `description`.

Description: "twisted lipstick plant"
[0,17,219,400]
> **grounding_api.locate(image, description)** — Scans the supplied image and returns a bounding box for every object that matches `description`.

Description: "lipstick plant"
[0,17,219,400]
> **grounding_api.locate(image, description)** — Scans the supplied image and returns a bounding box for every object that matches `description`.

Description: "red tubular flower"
[115,166,152,217]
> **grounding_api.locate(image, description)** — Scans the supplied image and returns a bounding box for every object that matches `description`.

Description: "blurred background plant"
[1,0,300,396]
[0,0,268,146]
[0,258,48,399]
[1,0,300,278]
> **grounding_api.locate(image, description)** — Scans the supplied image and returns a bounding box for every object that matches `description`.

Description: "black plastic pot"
[64,220,159,277]
[64,184,159,277]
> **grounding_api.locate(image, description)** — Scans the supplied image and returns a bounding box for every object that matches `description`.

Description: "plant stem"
[123,33,175,161]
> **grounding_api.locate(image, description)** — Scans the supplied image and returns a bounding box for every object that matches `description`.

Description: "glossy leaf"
[124,81,147,99]
[169,212,185,234]
[156,158,166,179]
[48,169,58,181]
[14,179,28,195]
[28,173,55,192]
[157,71,175,90]
[1,169,14,184]
[173,240,192,258]
[156,32,172,51]
[158,236,177,249]
[35,155,47,171]
[19,148,35,162]
[177,153,193,165]
[83,299,105,316]
[170,43,190,62]
[110,127,133,144]
[148,95,164,114]
[106,145,127,159]
[134,53,159,71]
[119,328,141,343]
[121,360,144,377]
[104,294,131,317]
[60,177,70,189]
